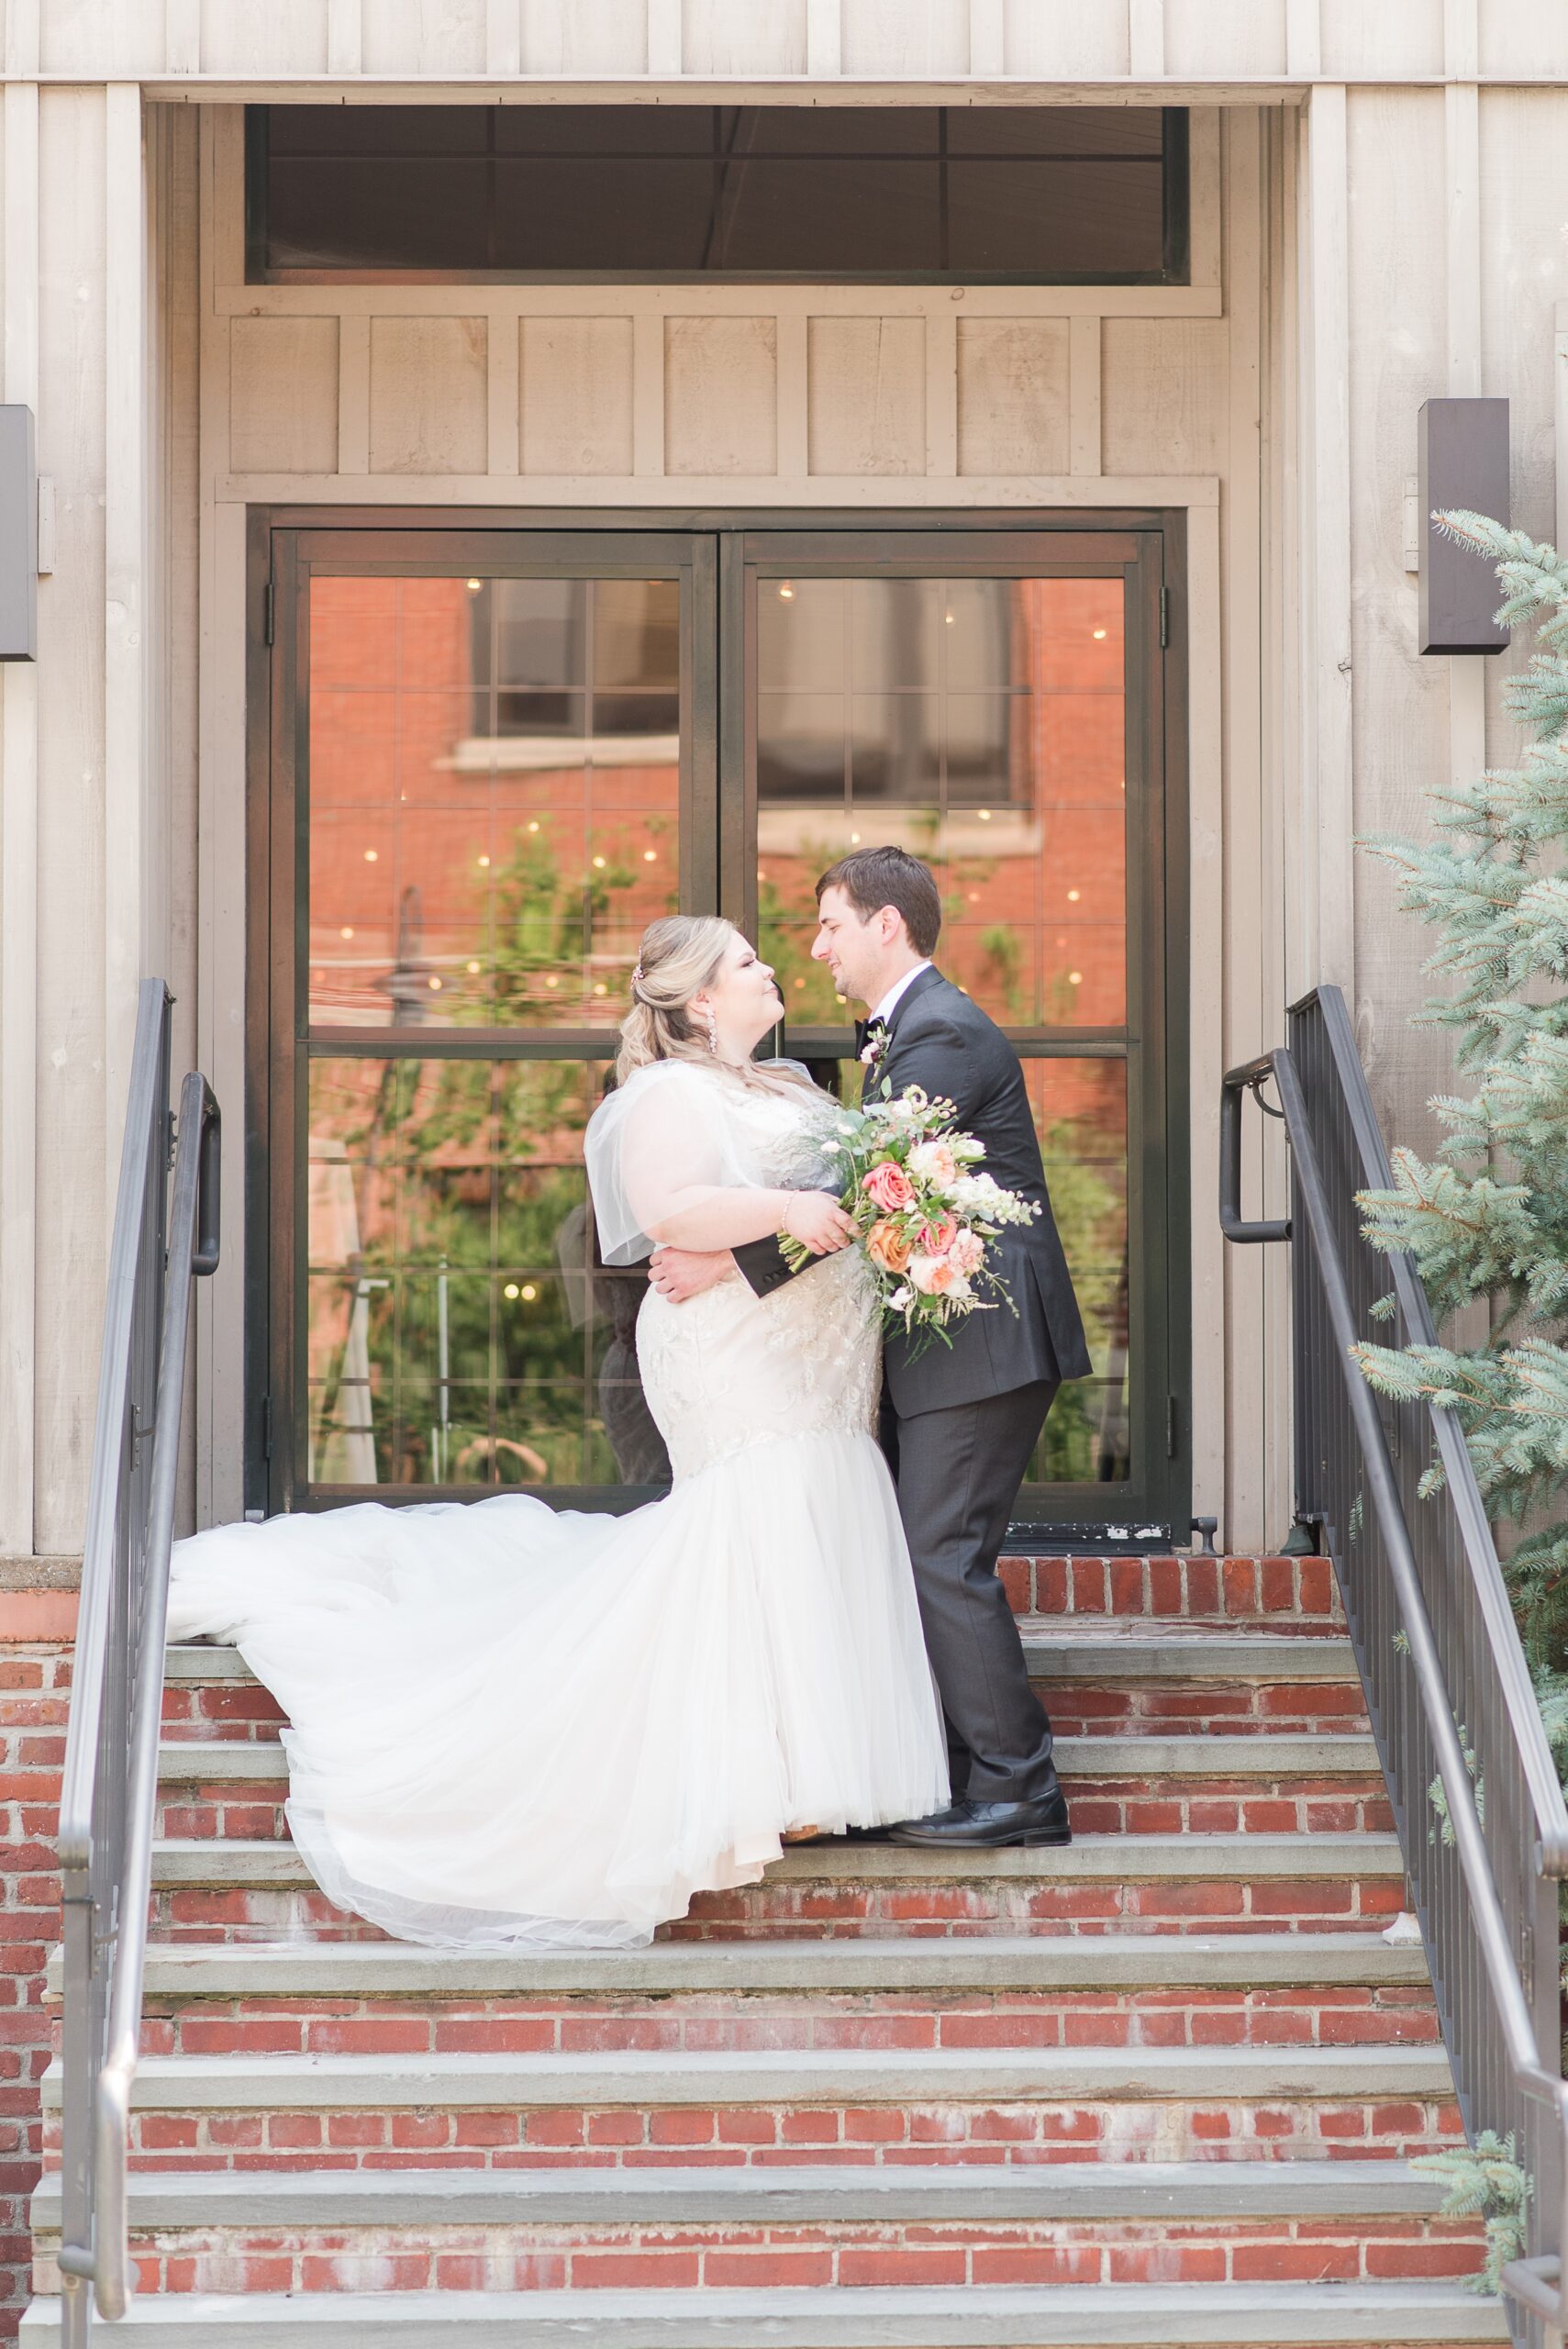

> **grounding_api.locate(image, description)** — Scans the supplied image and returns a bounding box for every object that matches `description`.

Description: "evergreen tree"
[1354,510,1568,1688]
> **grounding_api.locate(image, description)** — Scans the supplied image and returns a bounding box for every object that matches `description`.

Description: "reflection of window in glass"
[467,578,680,740]
[755,575,1125,1034]
[758,579,1015,811]
[310,575,681,1031]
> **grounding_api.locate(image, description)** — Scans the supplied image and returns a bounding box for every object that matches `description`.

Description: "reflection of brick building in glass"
[304,570,1131,1490]
[307,576,682,1029]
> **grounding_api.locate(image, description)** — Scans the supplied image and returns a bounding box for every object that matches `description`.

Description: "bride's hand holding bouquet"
[781,1084,1041,1348]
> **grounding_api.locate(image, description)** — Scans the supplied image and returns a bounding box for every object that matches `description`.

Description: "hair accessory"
[630,963,645,994]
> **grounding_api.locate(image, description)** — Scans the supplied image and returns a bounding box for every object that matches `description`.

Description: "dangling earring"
[702,1002,718,1053]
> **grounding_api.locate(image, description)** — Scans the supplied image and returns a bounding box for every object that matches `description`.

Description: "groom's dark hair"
[816,846,942,958]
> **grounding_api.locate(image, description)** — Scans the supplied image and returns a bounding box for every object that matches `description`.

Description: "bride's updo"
[617,916,733,1084]
[617,916,808,1096]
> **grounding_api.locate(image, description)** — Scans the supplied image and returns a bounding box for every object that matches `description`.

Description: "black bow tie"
[854,1015,890,1056]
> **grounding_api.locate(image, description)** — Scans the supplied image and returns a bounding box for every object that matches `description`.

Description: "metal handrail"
[1223,984,1568,2349]
[55,979,220,2341]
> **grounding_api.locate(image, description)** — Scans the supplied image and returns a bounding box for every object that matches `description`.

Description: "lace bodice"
[632,1074,882,1481]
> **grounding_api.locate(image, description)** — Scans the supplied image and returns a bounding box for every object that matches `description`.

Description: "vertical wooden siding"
[6,0,1568,1559]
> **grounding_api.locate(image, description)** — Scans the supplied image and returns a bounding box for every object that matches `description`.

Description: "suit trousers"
[880,1379,1060,1805]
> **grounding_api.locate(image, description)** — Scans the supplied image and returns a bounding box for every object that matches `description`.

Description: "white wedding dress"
[166,1059,949,1949]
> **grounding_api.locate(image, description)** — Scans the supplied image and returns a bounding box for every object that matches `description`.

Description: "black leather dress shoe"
[886,1788,1072,1849]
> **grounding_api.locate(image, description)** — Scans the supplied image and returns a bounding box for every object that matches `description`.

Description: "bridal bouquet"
[782,1085,1042,1346]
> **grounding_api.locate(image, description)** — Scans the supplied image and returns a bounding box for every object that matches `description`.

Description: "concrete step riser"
[33,2216,1484,2299]
[97,1986,1440,2062]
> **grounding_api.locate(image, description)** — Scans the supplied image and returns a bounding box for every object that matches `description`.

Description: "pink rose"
[918,1214,959,1256]
[949,1229,986,1276]
[862,1161,916,1213]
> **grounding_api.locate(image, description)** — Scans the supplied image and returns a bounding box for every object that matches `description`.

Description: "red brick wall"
[0,1633,70,2344]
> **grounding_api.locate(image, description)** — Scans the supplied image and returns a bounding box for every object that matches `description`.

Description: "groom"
[651,846,1091,1849]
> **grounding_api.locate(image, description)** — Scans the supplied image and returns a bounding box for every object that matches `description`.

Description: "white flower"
[888,1286,912,1310]
[950,1172,1004,1212]
[907,1139,959,1184]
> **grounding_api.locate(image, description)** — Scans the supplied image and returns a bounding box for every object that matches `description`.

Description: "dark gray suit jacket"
[734,966,1092,1417]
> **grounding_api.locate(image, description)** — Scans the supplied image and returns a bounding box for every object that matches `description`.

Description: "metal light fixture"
[0,406,38,662]
[1418,396,1510,654]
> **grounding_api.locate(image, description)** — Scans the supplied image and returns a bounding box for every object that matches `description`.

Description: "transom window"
[246,106,1189,284]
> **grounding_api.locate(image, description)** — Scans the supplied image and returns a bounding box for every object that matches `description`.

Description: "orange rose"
[866,1218,914,1275]
[862,1161,917,1212]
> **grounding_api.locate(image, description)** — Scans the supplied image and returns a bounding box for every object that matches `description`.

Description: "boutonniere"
[860,1020,889,1068]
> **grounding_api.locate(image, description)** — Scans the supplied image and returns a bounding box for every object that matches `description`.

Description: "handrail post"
[1219,1053,1291,1244]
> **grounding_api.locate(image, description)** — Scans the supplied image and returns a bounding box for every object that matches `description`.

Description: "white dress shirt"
[869,960,933,1030]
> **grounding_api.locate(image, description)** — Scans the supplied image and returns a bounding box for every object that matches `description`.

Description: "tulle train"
[167,1430,949,1948]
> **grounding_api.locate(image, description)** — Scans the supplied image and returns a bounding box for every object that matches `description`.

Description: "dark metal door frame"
[246,506,1189,1538]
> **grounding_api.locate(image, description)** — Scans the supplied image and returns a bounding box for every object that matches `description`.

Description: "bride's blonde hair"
[617,915,809,1095]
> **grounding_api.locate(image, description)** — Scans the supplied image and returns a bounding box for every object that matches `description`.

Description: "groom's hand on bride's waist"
[649,1246,738,1303]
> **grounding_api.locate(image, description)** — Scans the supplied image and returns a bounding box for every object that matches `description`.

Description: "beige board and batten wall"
[6,0,1568,1564]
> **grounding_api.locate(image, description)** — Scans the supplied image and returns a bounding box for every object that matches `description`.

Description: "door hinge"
[1167,1395,1179,1460]
[263,579,275,646]
[261,1394,272,1461]
[1159,585,1170,649]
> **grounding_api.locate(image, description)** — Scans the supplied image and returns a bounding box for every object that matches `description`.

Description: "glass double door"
[255,519,1185,1535]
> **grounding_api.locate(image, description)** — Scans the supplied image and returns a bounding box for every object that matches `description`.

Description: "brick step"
[1002,1555,1343,1632]
[39,2043,1462,2167]
[32,2164,1479,2298]
[161,1635,1371,1744]
[31,2207,1485,2298]
[28,2150,1485,2296]
[153,1735,1393,1843]
[17,2279,1508,2343]
[117,1985,1438,2060]
[145,1834,1407,1944]
[95,1931,1435,2001]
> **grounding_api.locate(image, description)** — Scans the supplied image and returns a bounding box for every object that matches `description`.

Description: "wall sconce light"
[0,406,38,662]
[1418,396,1509,654]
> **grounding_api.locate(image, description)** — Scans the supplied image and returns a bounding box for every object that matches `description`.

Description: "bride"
[166,915,950,1949]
